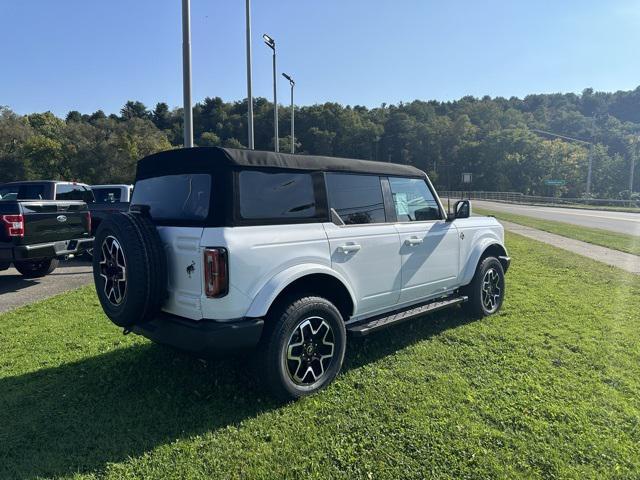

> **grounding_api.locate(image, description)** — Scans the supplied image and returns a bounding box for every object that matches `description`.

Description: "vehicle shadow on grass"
[0,308,474,479]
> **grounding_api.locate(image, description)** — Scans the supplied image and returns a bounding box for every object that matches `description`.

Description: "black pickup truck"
[0,181,93,277]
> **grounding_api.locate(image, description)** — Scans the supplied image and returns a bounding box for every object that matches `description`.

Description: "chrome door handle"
[405,237,423,246]
[338,243,362,254]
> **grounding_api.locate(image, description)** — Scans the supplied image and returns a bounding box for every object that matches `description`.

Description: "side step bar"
[347,295,468,337]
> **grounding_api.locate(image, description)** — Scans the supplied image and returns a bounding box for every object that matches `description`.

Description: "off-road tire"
[92,212,167,328]
[463,256,505,318]
[13,258,59,278]
[261,296,347,400]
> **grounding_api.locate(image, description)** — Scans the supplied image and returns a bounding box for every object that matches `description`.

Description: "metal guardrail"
[437,191,640,211]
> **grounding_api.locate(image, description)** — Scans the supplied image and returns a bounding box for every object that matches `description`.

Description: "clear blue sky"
[1,0,639,116]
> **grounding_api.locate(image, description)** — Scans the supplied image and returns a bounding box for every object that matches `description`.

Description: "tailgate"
[19,201,90,244]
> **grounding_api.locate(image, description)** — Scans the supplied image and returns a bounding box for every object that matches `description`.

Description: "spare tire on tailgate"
[92,211,167,327]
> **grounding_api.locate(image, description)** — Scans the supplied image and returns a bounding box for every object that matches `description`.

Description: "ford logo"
[56,215,67,223]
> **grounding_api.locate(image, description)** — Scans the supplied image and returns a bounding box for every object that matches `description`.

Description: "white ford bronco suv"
[93,147,510,399]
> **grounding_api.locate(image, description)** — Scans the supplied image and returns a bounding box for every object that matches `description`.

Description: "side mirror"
[449,200,471,220]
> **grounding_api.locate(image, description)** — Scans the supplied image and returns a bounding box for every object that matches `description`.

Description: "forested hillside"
[2,86,639,198]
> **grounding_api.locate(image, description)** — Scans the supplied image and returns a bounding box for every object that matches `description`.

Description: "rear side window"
[389,177,441,221]
[326,173,386,225]
[238,171,316,219]
[132,174,211,221]
[56,184,94,202]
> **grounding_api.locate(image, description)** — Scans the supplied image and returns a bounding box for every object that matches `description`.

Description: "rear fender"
[245,264,357,318]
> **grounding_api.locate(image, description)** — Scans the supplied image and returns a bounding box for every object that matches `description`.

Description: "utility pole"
[629,136,638,194]
[282,73,295,153]
[181,0,193,148]
[245,0,254,149]
[263,34,278,152]
[586,145,593,195]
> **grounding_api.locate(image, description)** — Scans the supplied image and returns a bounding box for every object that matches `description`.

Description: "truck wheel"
[13,258,59,278]
[92,212,167,328]
[261,296,347,400]
[463,256,505,318]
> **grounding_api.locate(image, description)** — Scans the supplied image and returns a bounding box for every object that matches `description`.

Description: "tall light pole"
[245,0,254,149]
[263,34,278,152]
[282,73,295,154]
[531,129,594,194]
[181,0,193,148]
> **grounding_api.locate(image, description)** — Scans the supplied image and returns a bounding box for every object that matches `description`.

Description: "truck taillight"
[204,248,228,298]
[1,214,25,237]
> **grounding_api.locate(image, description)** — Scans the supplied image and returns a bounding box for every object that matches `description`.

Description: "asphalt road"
[473,200,640,237]
[0,259,93,313]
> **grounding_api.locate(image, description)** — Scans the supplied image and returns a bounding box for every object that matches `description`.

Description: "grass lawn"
[474,206,640,257]
[1,233,639,479]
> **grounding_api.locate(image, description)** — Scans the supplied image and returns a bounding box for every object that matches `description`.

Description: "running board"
[347,295,468,337]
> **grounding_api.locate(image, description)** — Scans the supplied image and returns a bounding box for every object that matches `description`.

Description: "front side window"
[326,173,386,225]
[56,184,94,202]
[132,174,211,221]
[239,171,316,219]
[389,177,441,222]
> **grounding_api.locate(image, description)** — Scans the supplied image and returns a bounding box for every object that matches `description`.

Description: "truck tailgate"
[19,201,90,244]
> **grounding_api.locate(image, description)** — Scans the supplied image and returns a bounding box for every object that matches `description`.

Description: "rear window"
[93,188,123,204]
[132,174,211,221]
[0,184,46,200]
[238,171,316,220]
[56,184,94,202]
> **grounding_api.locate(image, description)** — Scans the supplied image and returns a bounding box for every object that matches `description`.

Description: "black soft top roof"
[136,147,425,180]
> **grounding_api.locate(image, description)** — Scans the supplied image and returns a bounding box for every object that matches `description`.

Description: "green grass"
[474,207,640,256]
[1,233,639,479]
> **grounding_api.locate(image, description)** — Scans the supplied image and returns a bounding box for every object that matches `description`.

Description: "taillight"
[204,248,228,298]
[86,211,92,234]
[2,214,25,237]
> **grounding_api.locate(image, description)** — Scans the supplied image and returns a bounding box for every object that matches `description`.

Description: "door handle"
[338,243,362,254]
[405,237,423,246]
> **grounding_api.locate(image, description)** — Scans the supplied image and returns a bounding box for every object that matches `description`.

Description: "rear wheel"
[14,258,59,278]
[261,296,346,400]
[463,256,505,318]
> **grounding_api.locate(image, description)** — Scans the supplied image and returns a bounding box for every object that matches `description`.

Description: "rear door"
[324,173,401,317]
[388,177,460,303]
[131,173,211,320]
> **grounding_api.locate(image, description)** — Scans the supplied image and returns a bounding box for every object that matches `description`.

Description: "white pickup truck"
[92,147,510,399]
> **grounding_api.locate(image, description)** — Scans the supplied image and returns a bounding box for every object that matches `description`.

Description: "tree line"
[1,86,640,199]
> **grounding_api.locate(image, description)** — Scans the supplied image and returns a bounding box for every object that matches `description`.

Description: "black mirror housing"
[450,200,471,220]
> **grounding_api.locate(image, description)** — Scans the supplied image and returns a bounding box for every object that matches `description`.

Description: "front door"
[387,177,460,304]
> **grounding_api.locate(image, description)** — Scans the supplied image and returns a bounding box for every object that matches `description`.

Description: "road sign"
[544,179,566,186]
[462,173,472,184]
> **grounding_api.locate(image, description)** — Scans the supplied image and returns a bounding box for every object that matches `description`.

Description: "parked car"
[0,182,92,277]
[89,184,133,236]
[92,147,510,399]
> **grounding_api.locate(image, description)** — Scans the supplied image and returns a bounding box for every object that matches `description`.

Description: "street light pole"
[531,129,593,194]
[263,34,278,152]
[282,73,295,153]
[245,0,254,149]
[181,0,193,148]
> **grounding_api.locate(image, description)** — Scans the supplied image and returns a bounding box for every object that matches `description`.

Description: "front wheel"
[261,296,347,400]
[463,256,505,318]
[13,258,59,278]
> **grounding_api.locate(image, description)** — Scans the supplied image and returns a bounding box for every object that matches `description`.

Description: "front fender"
[245,263,357,318]
[459,235,507,286]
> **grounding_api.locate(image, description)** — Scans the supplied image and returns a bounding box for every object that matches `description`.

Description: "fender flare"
[245,263,358,319]
[459,237,507,286]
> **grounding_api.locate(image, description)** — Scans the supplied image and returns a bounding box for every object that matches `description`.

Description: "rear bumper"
[132,312,264,358]
[0,237,93,261]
